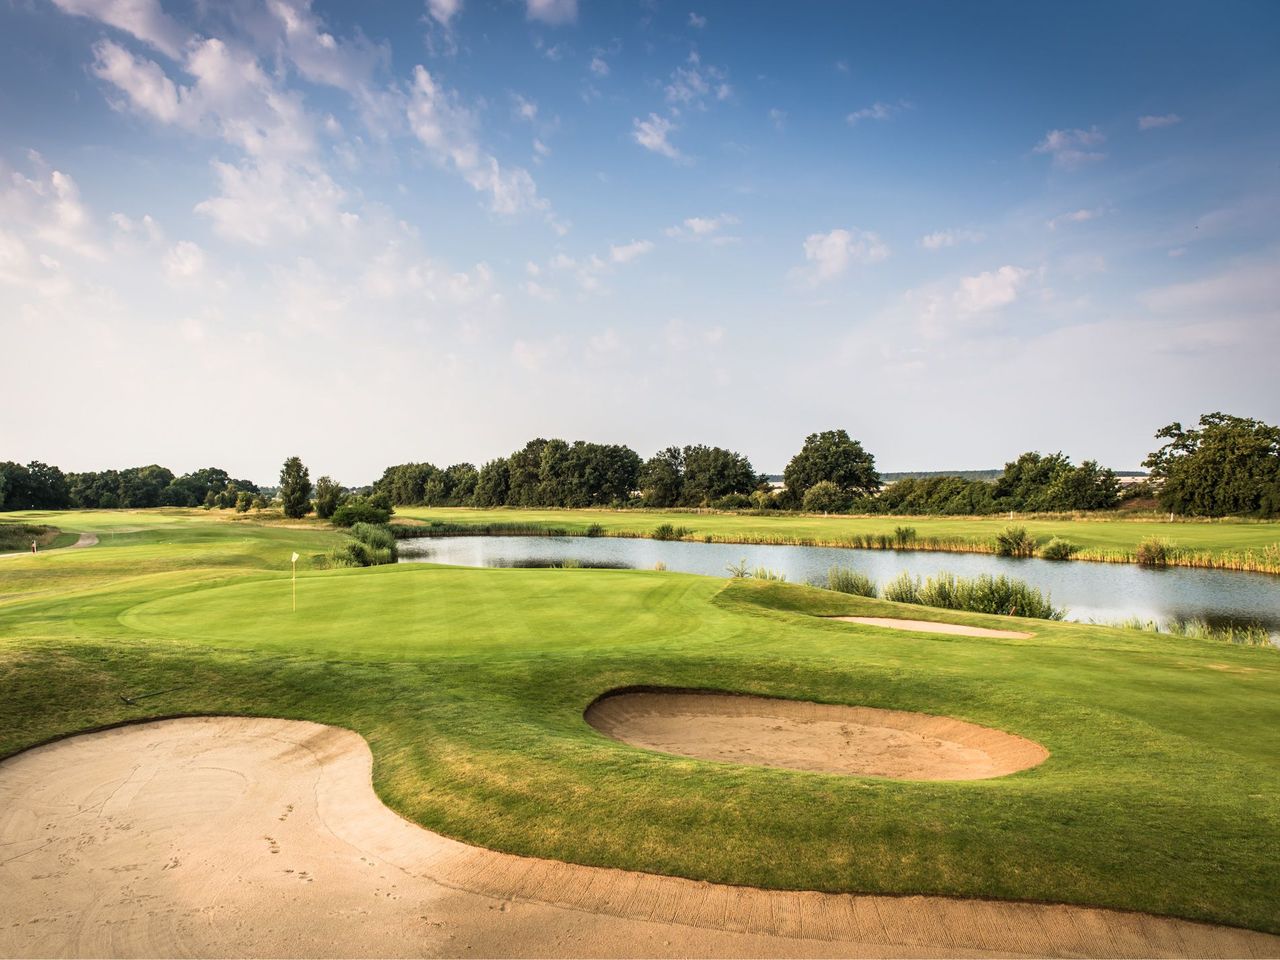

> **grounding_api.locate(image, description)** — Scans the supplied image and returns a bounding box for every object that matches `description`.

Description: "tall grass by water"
[1108,617,1276,649]
[882,571,1066,620]
[824,566,879,597]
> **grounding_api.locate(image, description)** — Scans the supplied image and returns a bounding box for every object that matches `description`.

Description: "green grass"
[0,508,1278,934]
[393,505,1280,573]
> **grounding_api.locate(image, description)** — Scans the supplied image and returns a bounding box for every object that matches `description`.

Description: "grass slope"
[1,509,1277,933]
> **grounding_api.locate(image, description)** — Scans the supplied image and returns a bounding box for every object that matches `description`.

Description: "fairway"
[1,510,1278,943]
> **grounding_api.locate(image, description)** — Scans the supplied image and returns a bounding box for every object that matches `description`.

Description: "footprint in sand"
[263,836,280,854]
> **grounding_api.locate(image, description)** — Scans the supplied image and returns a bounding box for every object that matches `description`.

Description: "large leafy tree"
[639,447,685,507]
[1144,412,1280,517]
[783,430,880,503]
[472,458,510,507]
[313,476,346,519]
[278,456,313,519]
[0,461,71,510]
[680,445,759,506]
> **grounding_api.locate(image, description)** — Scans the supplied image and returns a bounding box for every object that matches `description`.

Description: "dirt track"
[2,717,1276,959]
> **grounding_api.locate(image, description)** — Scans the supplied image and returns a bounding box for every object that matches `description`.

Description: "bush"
[826,566,877,597]
[585,523,606,538]
[1136,537,1171,567]
[752,566,787,581]
[726,558,751,578]
[883,572,922,604]
[994,525,1037,558]
[711,492,753,510]
[802,480,847,514]
[1039,537,1078,560]
[331,496,393,527]
[327,541,395,567]
[894,526,917,547]
[349,522,396,552]
[652,523,692,541]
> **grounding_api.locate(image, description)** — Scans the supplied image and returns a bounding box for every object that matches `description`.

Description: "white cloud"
[194,159,348,245]
[407,65,547,216]
[665,213,738,241]
[589,55,609,77]
[163,239,206,281]
[512,93,538,122]
[526,0,576,25]
[609,239,653,263]
[688,12,707,28]
[50,0,188,59]
[522,279,556,302]
[664,53,731,108]
[920,228,984,250]
[953,265,1029,316]
[1033,126,1106,169]
[264,0,386,93]
[1047,207,1104,230]
[796,227,888,282]
[768,107,786,131]
[0,153,103,259]
[846,100,909,125]
[426,0,462,26]
[1138,113,1182,131]
[632,113,683,161]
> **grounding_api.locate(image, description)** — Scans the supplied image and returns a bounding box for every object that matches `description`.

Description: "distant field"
[1,509,1277,933]
[394,506,1280,572]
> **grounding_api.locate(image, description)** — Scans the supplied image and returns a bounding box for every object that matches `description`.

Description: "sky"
[1,0,1278,485]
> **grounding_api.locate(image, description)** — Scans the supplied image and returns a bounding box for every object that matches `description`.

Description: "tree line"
[3,412,1276,518]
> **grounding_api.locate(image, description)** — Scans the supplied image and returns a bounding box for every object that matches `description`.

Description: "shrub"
[349,522,395,552]
[712,493,753,510]
[1136,537,1171,567]
[1039,537,1078,560]
[585,523,606,538]
[893,526,917,547]
[826,566,878,597]
[331,496,393,527]
[883,572,922,604]
[234,491,252,513]
[653,561,667,571]
[652,523,692,541]
[994,525,1037,558]
[752,566,787,582]
[327,540,395,567]
[726,558,751,578]
[802,480,847,514]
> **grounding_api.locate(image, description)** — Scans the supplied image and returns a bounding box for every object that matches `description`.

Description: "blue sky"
[1,0,1277,484]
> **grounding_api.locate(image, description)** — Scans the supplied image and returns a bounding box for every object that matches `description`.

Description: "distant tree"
[279,456,313,519]
[444,463,479,504]
[330,495,392,527]
[251,495,268,511]
[0,462,71,510]
[681,445,759,506]
[1044,460,1120,511]
[993,452,1071,510]
[473,458,510,507]
[1144,412,1280,517]
[202,490,217,510]
[507,439,550,506]
[802,480,847,514]
[640,447,685,507]
[235,491,253,513]
[783,430,879,505]
[313,476,345,519]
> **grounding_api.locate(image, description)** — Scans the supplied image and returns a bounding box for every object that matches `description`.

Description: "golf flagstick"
[291,551,299,611]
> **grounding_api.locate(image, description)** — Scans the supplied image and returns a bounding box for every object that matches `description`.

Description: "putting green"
[1,513,1278,935]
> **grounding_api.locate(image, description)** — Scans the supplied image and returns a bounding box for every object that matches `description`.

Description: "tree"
[313,476,345,519]
[1144,412,1280,517]
[507,439,550,506]
[640,447,684,507]
[783,430,879,504]
[279,456,313,519]
[235,491,253,513]
[681,445,759,506]
[0,461,71,510]
[473,458,510,507]
[444,463,479,504]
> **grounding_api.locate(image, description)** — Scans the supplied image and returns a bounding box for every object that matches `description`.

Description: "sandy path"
[0,531,98,559]
[585,692,1049,780]
[2,718,1275,959]
[832,616,1034,639]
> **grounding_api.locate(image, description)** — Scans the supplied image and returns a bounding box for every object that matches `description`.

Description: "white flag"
[291,552,300,563]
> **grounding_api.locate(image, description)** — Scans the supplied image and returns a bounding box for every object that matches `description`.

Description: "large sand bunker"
[585,691,1049,780]
[2,718,1277,959]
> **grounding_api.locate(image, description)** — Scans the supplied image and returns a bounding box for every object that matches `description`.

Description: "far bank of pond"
[398,534,1280,635]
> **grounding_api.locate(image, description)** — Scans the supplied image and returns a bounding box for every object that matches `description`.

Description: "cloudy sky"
[2,0,1277,484]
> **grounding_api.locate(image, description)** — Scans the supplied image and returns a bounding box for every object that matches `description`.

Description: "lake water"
[398,535,1280,634]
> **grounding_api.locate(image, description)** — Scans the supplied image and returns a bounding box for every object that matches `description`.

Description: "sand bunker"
[585,691,1049,780]
[3,718,1276,959]
[832,616,1034,639]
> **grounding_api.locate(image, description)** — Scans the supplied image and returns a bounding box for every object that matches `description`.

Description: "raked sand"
[2,717,1276,959]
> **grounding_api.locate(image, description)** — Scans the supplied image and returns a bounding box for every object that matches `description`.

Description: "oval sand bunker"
[586,691,1049,780]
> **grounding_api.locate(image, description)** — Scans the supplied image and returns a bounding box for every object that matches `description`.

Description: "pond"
[398,535,1280,636]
